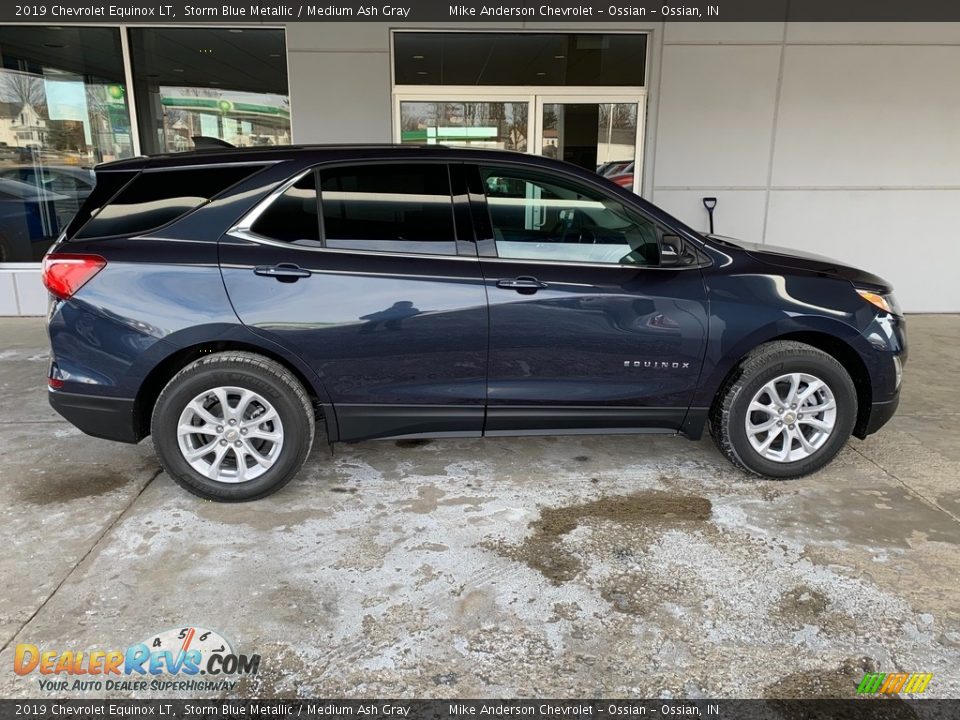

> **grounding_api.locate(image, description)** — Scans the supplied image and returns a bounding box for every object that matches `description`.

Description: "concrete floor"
[0,315,958,699]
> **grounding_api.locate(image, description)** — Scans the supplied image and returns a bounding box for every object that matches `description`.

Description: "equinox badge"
[624,360,691,369]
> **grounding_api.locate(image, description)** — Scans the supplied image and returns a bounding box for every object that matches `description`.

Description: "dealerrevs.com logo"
[14,626,260,692]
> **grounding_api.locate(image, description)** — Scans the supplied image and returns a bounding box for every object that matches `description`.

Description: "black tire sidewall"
[153,363,311,501]
[726,354,857,478]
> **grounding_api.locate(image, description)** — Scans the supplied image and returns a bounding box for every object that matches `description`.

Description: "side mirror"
[660,234,684,267]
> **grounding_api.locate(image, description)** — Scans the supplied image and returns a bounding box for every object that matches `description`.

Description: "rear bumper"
[49,389,140,444]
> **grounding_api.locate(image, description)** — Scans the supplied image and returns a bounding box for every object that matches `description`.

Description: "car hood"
[706,234,891,291]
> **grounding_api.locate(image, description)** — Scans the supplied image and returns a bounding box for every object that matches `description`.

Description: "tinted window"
[319,164,456,255]
[251,173,320,245]
[76,165,263,239]
[480,166,661,266]
[65,170,137,239]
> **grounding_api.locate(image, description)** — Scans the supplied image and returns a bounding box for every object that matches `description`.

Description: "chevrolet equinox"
[42,146,906,501]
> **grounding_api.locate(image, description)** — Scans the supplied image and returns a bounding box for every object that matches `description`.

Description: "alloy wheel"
[744,372,837,463]
[176,386,284,483]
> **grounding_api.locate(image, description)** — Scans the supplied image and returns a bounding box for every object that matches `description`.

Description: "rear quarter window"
[74,165,264,240]
[65,170,137,238]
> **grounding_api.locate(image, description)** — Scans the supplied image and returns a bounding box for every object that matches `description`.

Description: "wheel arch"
[132,340,338,442]
[706,330,873,440]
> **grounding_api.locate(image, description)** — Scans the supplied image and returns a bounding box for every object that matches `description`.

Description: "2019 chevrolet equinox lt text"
[42,146,906,501]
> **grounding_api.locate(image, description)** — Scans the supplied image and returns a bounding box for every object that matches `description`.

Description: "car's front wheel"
[152,351,315,501]
[710,341,857,478]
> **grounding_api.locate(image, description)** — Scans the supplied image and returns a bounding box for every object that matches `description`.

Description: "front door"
[220,161,488,441]
[468,163,709,435]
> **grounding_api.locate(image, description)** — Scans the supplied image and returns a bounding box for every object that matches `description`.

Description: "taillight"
[41,253,106,300]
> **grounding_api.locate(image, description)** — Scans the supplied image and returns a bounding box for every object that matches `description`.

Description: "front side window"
[319,164,456,255]
[480,166,662,266]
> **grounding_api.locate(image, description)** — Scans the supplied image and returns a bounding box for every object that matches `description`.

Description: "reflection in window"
[480,165,661,266]
[0,27,133,260]
[129,28,290,155]
[76,165,264,239]
[542,103,638,188]
[319,164,456,255]
[400,101,527,151]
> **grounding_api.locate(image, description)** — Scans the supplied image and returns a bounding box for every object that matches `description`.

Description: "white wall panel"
[654,45,781,187]
[766,190,960,313]
[786,22,960,44]
[664,21,784,44]
[284,23,389,52]
[772,46,960,187]
[653,190,768,241]
[0,272,18,316]
[13,270,46,316]
[288,51,391,143]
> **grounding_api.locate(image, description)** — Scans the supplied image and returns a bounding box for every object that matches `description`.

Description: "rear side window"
[318,164,455,255]
[251,172,320,245]
[75,165,263,239]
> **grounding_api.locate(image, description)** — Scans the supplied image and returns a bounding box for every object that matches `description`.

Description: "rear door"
[219,161,488,441]
[467,163,709,434]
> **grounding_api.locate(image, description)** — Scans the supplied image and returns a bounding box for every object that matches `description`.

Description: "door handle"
[253,263,312,282]
[496,276,548,292]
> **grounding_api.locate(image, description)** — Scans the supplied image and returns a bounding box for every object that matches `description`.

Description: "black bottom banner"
[0,700,957,720]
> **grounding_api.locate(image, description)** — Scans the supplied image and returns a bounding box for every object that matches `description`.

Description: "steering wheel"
[549,209,594,243]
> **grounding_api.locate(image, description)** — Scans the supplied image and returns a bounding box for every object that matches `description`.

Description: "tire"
[151,351,315,501]
[709,341,857,479]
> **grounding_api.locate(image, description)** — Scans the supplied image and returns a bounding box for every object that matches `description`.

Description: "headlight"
[856,288,900,315]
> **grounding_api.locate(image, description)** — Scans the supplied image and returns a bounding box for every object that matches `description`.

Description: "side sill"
[484,427,679,438]
[485,405,687,434]
[336,404,484,442]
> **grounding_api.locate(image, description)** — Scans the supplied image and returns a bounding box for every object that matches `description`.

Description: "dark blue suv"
[42,146,906,501]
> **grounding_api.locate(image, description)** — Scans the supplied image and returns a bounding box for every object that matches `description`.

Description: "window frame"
[230,159,478,260]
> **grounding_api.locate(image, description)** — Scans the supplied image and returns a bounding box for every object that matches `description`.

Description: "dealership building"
[0,20,956,314]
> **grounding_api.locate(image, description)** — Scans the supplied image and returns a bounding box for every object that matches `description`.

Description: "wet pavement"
[1,315,958,699]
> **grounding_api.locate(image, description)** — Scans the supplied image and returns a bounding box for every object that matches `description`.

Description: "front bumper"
[49,389,140,444]
[861,393,900,437]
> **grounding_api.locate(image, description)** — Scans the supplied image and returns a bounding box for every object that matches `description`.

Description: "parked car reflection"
[0,175,80,261]
[0,165,95,202]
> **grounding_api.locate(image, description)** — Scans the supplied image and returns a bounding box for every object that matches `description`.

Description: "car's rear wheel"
[710,341,857,478]
[152,352,315,501]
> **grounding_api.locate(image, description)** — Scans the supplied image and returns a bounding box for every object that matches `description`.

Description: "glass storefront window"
[129,28,290,155]
[0,26,132,261]
[542,102,639,187]
[394,33,647,87]
[399,101,528,151]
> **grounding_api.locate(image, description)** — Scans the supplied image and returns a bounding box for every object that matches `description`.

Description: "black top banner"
[6,0,960,23]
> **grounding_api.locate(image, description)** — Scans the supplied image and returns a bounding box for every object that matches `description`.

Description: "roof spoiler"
[191,136,236,149]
